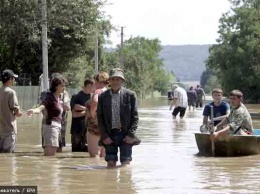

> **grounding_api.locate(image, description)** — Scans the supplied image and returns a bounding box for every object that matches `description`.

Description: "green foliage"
[200,69,222,93]
[153,70,177,95]
[204,75,222,94]
[102,37,176,97]
[206,0,260,102]
[200,69,213,88]
[63,56,95,88]
[0,0,112,86]
[0,1,175,93]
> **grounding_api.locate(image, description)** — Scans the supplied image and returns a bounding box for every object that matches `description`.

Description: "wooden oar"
[210,105,215,157]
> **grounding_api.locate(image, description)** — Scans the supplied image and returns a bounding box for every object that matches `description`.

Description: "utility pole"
[94,33,99,74]
[120,27,124,69]
[41,0,49,90]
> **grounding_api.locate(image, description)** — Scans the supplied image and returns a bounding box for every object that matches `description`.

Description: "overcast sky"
[103,0,231,46]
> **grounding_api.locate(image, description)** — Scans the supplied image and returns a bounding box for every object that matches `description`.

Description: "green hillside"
[160,45,211,81]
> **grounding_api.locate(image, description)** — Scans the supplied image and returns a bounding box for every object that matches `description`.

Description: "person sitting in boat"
[210,90,253,141]
[202,88,230,126]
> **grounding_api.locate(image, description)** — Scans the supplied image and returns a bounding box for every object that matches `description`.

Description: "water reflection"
[0,155,18,185]
[0,97,259,193]
[36,158,61,193]
[193,156,260,193]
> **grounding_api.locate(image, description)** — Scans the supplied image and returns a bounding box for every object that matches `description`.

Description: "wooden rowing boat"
[195,129,260,156]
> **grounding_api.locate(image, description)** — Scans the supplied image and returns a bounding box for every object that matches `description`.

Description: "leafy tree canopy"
[206,0,260,102]
[102,37,177,97]
[0,0,112,85]
[0,1,175,97]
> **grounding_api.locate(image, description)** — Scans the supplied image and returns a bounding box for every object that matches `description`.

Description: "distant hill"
[160,45,211,81]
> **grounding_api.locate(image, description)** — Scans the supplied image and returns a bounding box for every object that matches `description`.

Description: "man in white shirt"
[169,84,188,119]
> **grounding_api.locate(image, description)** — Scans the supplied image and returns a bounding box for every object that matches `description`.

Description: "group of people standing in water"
[0,67,254,167]
[169,84,206,120]
[0,68,140,168]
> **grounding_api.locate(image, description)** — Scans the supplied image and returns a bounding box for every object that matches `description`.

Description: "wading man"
[0,69,22,153]
[195,85,206,108]
[71,79,94,152]
[169,84,188,119]
[97,68,140,167]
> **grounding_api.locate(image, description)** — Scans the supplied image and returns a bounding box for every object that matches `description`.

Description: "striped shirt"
[111,90,121,129]
[173,87,188,108]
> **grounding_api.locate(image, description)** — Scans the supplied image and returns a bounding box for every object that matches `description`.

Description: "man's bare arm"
[215,117,228,130]
[169,98,177,110]
[211,125,230,141]
[73,104,86,111]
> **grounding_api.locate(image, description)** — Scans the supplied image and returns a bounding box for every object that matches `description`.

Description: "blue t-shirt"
[203,101,230,125]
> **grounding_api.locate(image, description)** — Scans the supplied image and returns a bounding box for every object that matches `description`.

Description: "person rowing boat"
[210,90,253,141]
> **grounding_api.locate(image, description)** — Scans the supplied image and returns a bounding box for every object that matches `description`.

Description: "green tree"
[0,0,112,85]
[206,0,260,101]
[200,69,212,88]
[102,36,176,97]
[203,75,221,94]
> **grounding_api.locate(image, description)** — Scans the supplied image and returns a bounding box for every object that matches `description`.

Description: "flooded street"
[1,97,260,194]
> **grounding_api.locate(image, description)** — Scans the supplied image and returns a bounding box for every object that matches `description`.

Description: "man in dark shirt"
[195,85,206,108]
[202,88,230,131]
[70,79,95,152]
[187,86,197,110]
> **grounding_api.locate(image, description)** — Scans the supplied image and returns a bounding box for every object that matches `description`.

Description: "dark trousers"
[104,130,133,163]
[71,132,88,152]
[196,98,203,108]
[172,106,186,117]
[71,117,88,152]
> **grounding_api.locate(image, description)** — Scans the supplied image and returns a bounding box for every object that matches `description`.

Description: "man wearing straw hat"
[97,68,141,168]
